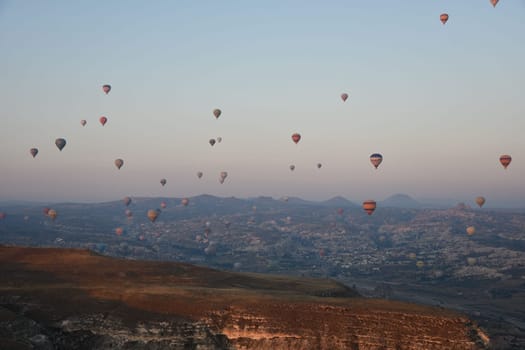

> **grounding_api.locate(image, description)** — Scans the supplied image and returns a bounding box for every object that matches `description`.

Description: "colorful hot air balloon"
[475,196,486,208]
[147,209,160,222]
[47,209,57,221]
[217,137,222,143]
[466,226,476,236]
[440,13,449,24]
[370,153,383,169]
[291,133,301,144]
[114,158,124,170]
[290,165,295,171]
[500,155,512,169]
[197,172,203,179]
[160,178,167,186]
[209,139,216,146]
[115,227,124,236]
[30,148,38,158]
[55,138,66,151]
[181,198,189,206]
[123,197,132,206]
[213,109,221,119]
[341,93,348,102]
[99,116,108,126]
[102,84,111,94]
[363,200,377,215]
[490,0,499,7]
[317,163,322,169]
[160,201,167,209]
[80,119,87,126]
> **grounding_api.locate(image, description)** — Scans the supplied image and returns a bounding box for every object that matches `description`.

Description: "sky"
[1,1,524,206]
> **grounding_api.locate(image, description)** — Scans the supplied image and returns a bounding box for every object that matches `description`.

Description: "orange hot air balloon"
[99,116,108,126]
[181,198,189,206]
[102,84,111,94]
[466,226,476,236]
[160,201,167,209]
[490,0,499,7]
[147,209,160,222]
[291,133,301,144]
[363,200,377,215]
[30,148,38,158]
[115,227,124,236]
[80,119,87,126]
[114,158,124,170]
[47,209,57,221]
[341,93,348,102]
[213,109,221,119]
[123,196,132,206]
[370,153,383,169]
[440,13,449,25]
[500,155,512,169]
[475,196,486,208]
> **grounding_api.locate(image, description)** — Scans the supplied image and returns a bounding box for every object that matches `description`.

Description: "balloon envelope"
[123,197,132,206]
[102,84,111,94]
[55,138,66,151]
[115,227,124,236]
[291,133,301,144]
[499,155,512,169]
[466,226,476,235]
[440,13,449,24]
[209,139,216,146]
[317,163,322,169]
[363,200,377,215]
[491,0,499,7]
[99,116,108,126]
[341,93,348,102]
[160,178,167,186]
[213,109,221,119]
[181,198,189,206]
[197,172,203,179]
[370,153,383,169]
[290,165,295,171]
[30,148,38,158]
[47,209,57,221]
[80,119,87,126]
[147,209,159,222]
[475,196,486,208]
[114,158,124,170]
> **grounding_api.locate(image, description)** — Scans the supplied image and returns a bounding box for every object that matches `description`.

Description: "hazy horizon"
[2,1,524,205]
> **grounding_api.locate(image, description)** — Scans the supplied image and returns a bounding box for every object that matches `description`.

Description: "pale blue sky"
[1,1,524,205]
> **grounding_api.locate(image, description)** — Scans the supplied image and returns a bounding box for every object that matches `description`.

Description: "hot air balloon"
[181,198,189,206]
[290,165,295,171]
[370,153,383,169]
[500,155,512,169]
[475,196,486,208]
[416,260,425,269]
[197,172,203,179]
[466,226,476,236]
[147,209,160,222]
[209,139,216,146]
[114,158,124,170]
[80,119,87,126]
[42,207,50,216]
[160,178,167,186]
[47,209,57,221]
[317,163,322,169]
[341,93,348,102]
[115,227,124,236]
[55,138,66,151]
[337,208,344,215]
[220,171,228,180]
[219,178,224,184]
[217,137,222,143]
[102,84,111,94]
[123,197,132,206]
[99,116,108,126]
[30,148,38,158]
[491,0,499,7]
[291,133,301,144]
[125,209,133,218]
[160,201,167,209]
[467,257,477,266]
[440,13,449,24]
[213,109,221,119]
[0,212,5,220]
[363,200,377,215]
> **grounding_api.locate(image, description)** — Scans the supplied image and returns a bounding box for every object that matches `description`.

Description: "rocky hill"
[0,246,488,349]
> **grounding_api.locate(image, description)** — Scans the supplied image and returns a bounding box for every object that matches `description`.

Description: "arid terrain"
[0,246,488,349]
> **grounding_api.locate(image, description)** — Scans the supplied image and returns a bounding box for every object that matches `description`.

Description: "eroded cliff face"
[0,247,488,350]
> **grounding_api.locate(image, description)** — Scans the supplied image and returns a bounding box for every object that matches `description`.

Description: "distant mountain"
[320,196,359,208]
[380,194,422,208]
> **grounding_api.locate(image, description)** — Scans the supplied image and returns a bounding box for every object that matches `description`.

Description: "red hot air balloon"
[115,227,124,236]
[114,158,124,170]
[30,148,38,158]
[440,13,449,25]
[102,84,111,94]
[363,200,377,215]
[291,133,301,144]
[500,155,512,169]
[80,119,87,126]
[491,0,499,7]
[99,116,108,126]
[341,93,348,102]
